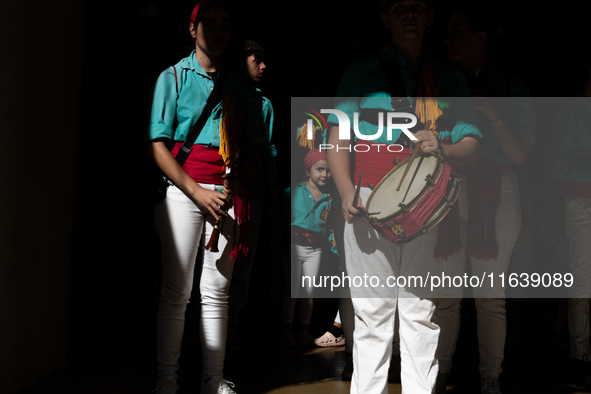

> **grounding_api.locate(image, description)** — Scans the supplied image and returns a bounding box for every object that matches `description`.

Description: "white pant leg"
[346,186,439,394]
[228,197,264,330]
[198,188,237,380]
[398,226,441,394]
[154,184,235,381]
[345,188,398,394]
[565,196,591,360]
[296,244,322,324]
[281,243,322,324]
[470,171,521,378]
[155,185,205,380]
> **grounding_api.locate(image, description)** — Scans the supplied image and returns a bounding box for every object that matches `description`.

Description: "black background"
[68,0,591,368]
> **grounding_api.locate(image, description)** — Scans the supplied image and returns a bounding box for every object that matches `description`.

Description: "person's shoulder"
[261,94,273,112]
[174,52,196,70]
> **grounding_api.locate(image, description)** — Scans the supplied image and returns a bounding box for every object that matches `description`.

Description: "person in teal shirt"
[145,2,264,394]
[435,6,536,394]
[281,149,336,347]
[550,53,591,389]
[326,1,481,393]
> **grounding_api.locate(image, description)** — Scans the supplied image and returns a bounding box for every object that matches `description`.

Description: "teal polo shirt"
[291,182,332,235]
[551,94,591,183]
[146,50,265,149]
[328,46,482,144]
[291,181,338,254]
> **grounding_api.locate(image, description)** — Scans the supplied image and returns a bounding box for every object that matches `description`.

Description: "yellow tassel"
[415,64,442,138]
[296,123,317,150]
[219,96,237,169]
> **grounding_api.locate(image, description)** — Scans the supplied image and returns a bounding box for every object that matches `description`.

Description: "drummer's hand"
[414,129,440,154]
[341,190,365,224]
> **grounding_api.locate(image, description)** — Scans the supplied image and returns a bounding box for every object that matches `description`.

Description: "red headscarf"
[190,0,228,24]
[304,149,327,170]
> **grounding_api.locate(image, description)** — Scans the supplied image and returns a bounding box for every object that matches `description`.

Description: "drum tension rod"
[425,174,436,187]
[398,203,409,214]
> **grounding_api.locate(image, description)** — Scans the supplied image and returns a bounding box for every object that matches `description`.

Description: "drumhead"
[366,154,439,221]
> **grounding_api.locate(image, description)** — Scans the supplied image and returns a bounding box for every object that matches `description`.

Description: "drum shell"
[365,154,461,244]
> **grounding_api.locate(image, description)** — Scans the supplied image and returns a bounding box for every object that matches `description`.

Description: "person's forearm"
[440,136,480,167]
[327,126,355,200]
[492,122,529,165]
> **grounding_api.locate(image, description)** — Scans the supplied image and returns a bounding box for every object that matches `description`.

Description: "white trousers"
[154,185,236,381]
[281,243,323,324]
[345,187,441,394]
[564,196,591,360]
[437,171,521,378]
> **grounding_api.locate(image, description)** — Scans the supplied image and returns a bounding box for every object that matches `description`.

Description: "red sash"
[170,143,225,185]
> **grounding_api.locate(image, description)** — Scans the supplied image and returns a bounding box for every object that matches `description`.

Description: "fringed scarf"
[462,157,510,260]
[415,64,443,135]
[412,64,464,260]
[464,171,501,259]
[219,95,249,261]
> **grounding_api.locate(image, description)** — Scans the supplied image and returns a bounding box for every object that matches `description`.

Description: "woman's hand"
[190,186,230,220]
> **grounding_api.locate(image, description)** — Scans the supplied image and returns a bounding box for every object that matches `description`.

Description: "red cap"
[304,149,327,170]
[190,0,228,24]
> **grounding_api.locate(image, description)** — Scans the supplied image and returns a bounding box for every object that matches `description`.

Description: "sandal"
[314,331,346,347]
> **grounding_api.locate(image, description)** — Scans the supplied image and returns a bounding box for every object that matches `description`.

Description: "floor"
[18,298,591,394]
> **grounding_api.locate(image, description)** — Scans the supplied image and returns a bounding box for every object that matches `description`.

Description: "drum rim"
[365,153,442,223]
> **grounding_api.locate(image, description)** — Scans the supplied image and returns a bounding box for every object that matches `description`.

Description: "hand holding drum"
[343,175,365,224]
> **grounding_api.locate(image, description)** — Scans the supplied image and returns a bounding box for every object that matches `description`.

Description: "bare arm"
[473,93,529,165]
[414,130,480,167]
[326,126,364,224]
[147,141,228,220]
[490,121,529,165]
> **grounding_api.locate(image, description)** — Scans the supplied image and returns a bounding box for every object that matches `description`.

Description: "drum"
[364,153,461,244]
